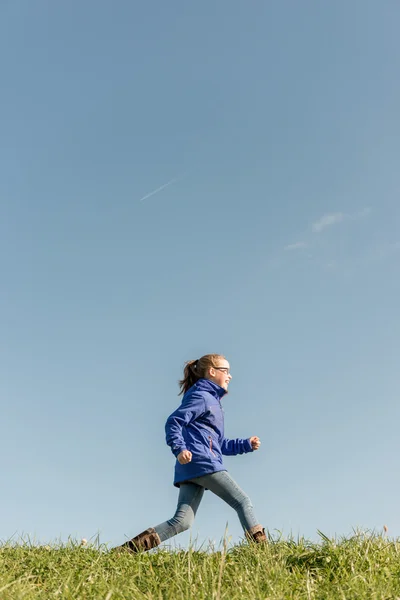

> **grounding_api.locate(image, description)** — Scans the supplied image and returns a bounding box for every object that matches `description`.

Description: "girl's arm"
[165,392,206,457]
[221,436,261,455]
[220,437,253,456]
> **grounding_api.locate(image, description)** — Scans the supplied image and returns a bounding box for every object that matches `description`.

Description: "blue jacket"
[165,378,253,487]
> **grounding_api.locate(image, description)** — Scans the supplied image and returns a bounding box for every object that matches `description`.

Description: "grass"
[1,531,400,599]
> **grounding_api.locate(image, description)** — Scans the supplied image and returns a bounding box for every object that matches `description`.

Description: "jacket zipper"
[209,436,216,456]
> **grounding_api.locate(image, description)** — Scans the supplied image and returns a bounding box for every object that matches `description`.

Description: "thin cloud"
[311,207,372,233]
[312,212,345,233]
[357,207,372,218]
[138,176,181,203]
[284,242,308,251]
[279,208,373,267]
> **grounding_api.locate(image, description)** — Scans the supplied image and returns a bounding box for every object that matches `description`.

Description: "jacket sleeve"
[165,392,206,457]
[220,437,253,456]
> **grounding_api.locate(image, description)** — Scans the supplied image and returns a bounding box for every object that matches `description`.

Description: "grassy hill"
[1,532,399,599]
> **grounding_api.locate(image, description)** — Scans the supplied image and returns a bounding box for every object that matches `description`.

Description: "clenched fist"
[177,450,192,464]
[249,436,261,450]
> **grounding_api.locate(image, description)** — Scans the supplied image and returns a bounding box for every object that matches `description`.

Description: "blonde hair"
[178,354,226,396]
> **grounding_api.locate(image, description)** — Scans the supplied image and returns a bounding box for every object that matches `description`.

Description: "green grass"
[1,532,400,599]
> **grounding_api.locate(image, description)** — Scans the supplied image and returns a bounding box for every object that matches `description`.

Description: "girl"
[116,354,266,552]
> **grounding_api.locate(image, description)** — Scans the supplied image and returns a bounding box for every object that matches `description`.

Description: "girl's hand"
[250,436,261,450]
[177,450,192,464]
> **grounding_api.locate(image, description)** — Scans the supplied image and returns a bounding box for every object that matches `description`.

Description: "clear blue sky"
[1,1,399,549]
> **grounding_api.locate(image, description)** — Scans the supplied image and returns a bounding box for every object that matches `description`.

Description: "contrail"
[138,176,181,203]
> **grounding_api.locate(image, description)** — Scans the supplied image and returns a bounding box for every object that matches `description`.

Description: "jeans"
[154,471,259,543]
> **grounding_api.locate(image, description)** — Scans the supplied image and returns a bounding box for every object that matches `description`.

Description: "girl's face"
[208,358,232,391]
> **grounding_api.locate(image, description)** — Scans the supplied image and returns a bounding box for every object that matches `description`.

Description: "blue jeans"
[154,471,259,543]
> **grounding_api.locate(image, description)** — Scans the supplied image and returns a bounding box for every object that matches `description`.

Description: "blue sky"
[1,0,400,549]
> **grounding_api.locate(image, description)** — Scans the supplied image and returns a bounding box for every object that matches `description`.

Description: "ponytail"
[178,360,199,396]
[178,353,225,396]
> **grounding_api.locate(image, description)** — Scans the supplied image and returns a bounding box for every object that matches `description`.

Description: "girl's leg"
[153,482,204,542]
[115,482,204,553]
[190,471,266,542]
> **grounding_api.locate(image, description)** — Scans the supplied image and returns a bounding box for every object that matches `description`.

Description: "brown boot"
[246,524,267,543]
[115,528,161,554]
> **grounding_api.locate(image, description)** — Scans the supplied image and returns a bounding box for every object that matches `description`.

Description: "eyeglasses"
[214,367,231,375]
